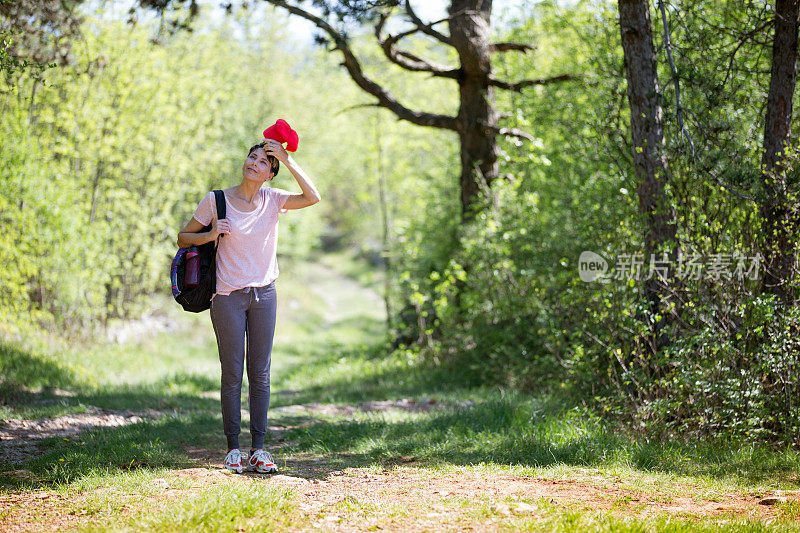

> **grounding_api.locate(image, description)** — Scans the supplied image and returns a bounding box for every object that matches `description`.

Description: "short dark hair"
[248,142,280,177]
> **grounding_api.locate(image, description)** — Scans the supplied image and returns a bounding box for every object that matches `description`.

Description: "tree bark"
[618,0,677,350]
[373,111,394,332]
[759,0,800,305]
[449,0,499,222]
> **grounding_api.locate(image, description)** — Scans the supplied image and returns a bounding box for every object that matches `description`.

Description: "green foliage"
[0,8,358,336]
[5,0,800,448]
[632,295,800,442]
[394,0,634,389]
[2,17,236,332]
[0,27,51,81]
[381,0,800,447]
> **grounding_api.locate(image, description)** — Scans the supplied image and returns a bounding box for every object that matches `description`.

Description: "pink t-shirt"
[192,187,293,299]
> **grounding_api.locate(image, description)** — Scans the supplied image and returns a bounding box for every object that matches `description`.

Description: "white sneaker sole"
[224,464,245,474]
[249,464,278,474]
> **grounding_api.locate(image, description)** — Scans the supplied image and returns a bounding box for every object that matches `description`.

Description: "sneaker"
[247,449,278,474]
[224,449,248,474]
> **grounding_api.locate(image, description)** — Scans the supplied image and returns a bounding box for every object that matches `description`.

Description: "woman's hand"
[211,218,231,239]
[264,139,290,164]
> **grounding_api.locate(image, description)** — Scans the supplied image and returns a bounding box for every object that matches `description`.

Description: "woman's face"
[243,146,275,183]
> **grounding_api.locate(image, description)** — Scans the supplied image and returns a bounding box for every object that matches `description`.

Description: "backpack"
[170,190,226,312]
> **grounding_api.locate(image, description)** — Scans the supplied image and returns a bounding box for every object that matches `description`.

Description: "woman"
[177,135,321,474]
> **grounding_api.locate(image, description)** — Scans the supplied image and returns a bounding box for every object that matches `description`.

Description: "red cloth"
[263,119,299,152]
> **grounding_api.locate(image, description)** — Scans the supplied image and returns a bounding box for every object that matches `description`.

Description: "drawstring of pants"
[243,286,260,303]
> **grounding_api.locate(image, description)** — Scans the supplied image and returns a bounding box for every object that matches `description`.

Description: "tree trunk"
[759,0,800,305]
[618,0,678,351]
[449,0,499,222]
[373,111,393,332]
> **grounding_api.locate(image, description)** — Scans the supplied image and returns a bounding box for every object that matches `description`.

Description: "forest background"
[2,0,800,448]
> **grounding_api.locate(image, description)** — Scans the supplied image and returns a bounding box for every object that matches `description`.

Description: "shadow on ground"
[267,341,800,486]
[0,341,78,407]
[3,337,799,493]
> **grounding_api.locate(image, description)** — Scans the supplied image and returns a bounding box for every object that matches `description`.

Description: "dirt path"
[0,407,166,465]
[7,467,794,533]
[302,261,386,328]
[275,466,796,530]
[2,402,798,533]
[177,408,800,530]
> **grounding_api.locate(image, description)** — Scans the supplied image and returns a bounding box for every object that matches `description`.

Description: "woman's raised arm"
[264,141,321,210]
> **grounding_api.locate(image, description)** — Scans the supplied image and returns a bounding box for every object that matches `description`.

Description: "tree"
[617,0,677,350]
[257,0,577,221]
[759,0,800,305]
[0,0,83,66]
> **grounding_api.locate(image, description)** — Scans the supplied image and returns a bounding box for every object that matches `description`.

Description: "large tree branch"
[263,0,458,131]
[489,73,581,91]
[489,42,534,53]
[404,0,453,45]
[374,14,460,78]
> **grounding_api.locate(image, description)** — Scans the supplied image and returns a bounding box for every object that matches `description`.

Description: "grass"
[75,480,300,532]
[501,512,800,532]
[1,250,799,531]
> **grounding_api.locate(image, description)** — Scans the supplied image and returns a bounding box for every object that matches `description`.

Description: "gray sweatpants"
[209,282,277,450]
